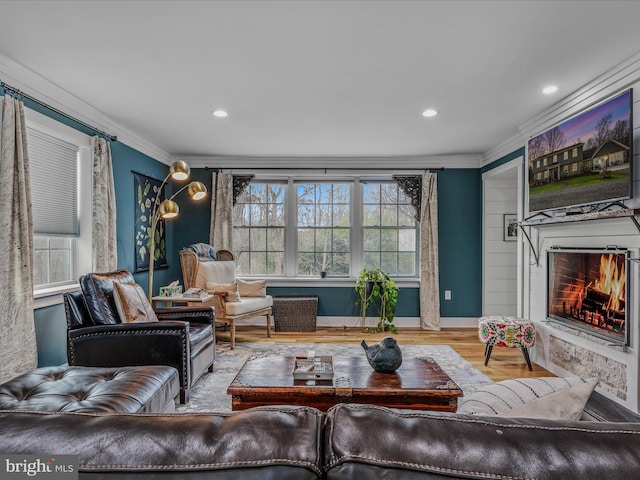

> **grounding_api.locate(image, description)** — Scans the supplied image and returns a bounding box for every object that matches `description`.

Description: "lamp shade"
[169,160,190,181]
[188,181,208,201]
[159,199,179,219]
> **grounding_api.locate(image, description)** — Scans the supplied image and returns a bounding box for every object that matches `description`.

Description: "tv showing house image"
[527,89,632,214]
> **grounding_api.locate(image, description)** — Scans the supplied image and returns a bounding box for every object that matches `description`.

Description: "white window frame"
[233,175,419,281]
[24,107,92,302]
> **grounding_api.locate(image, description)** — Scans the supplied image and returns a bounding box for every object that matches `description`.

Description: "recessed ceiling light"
[422,108,438,118]
[212,109,228,118]
[542,85,558,95]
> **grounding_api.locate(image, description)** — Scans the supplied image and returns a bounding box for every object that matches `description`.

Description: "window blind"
[27,127,80,236]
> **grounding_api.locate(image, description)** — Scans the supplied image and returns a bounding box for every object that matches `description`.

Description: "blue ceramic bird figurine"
[361,337,402,373]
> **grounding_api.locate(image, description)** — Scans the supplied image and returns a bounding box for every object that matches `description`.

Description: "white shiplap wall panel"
[482,162,519,317]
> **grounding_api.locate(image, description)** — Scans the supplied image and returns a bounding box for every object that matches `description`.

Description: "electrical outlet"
[444,290,452,300]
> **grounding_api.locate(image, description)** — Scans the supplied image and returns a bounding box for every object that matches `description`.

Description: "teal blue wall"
[110,142,181,290]
[175,168,483,319]
[171,168,212,256]
[437,169,482,316]
[267,286,420,317]
[34,305,68,367]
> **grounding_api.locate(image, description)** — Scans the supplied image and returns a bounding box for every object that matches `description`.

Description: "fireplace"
[547,248,629,345]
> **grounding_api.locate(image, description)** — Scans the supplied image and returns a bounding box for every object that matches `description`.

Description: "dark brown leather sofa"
[63,270,215,403]
[1,402,640,479]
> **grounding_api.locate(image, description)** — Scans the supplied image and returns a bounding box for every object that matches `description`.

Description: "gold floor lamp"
[147,160,207,301]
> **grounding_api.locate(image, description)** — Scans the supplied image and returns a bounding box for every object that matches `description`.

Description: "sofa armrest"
[155,306,215,325]
[67,322,191,391]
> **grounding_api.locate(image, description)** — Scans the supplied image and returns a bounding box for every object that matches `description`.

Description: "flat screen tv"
[547,248,629,345]
[528,89,633,214]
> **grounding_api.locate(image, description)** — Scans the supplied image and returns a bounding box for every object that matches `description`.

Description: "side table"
[151,294,214,308]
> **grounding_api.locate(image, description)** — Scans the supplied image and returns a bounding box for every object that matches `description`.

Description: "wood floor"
[230,326,552,382]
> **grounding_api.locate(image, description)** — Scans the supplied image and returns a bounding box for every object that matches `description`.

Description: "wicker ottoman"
[478,316,536,371]
[272,296,318,332]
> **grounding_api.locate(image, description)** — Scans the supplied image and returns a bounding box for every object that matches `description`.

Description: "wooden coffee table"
[227,355,463,412]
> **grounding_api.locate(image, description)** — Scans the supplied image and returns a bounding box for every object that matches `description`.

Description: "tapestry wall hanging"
[134,172,168,272]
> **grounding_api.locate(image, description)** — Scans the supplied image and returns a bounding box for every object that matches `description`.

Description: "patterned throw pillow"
[113,283,159,323]
[457,376,598,421]
[206,282,241,302]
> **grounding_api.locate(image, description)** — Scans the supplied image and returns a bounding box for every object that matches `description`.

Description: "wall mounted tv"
[547,248,629,345]
[528,89,633,214]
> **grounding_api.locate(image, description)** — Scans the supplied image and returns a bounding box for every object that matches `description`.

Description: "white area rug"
[176,342,493,413]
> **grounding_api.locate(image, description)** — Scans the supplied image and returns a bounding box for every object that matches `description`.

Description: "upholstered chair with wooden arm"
[63,269,215,404]
[180,244,273,349]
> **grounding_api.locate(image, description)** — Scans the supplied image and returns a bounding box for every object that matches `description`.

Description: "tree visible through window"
[232,177,419,278]
[296,183,350,276]
[233,182,286,275]
[363,182,417,276]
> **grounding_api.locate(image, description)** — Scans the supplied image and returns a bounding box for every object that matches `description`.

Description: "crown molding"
[480,133,525,167]
[519,51,640,141]
[183,153,482,170]
[0,53,174,165]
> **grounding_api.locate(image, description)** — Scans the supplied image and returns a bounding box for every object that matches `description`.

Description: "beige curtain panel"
[209,171,233,252]
[419,172,440,331]
[92,136,117,272]
[0,96,37,382]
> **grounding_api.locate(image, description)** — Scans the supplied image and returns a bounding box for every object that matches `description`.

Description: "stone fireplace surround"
[524,215,640,412]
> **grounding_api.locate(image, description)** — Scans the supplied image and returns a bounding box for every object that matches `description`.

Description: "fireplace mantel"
[520,207,640,229]
[519,207,640,265]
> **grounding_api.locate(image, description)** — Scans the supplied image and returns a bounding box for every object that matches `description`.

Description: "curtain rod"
[1,81,117,142]
[204,167,445,172]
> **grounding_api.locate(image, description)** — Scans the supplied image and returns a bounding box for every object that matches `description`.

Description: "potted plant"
[355,267,399,333]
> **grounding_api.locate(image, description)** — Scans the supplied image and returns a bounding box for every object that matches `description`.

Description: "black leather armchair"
[63,270,215,404]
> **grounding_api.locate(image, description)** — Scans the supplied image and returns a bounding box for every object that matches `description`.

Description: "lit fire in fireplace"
[569,254,626,332]
[548,249,627,343]
[594,253,626,312]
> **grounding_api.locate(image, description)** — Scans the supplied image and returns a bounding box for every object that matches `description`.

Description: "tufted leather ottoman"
[0,365,179,413]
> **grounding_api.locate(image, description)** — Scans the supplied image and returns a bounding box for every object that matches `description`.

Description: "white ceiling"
[2,0,640,167]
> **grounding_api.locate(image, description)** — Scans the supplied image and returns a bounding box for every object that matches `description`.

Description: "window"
[563,151,568,160]
[296,182,350,276]
[572,162,578,172]
[24,107,92,292]
[233,182,286,275]
[563,165,569,174]
[362,182,416,276]
[544,170,549,178]
[572,148,578,157]
[233,177,419,278]
[543,158,547,166]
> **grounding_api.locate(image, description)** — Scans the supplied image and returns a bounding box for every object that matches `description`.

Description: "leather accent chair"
[63,270,215,404]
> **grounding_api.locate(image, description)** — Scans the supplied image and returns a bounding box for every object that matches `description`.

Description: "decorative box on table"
[293,355,334,380]
[159,285,183,297]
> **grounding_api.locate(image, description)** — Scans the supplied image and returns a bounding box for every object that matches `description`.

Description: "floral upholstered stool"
[478,316,536,371]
